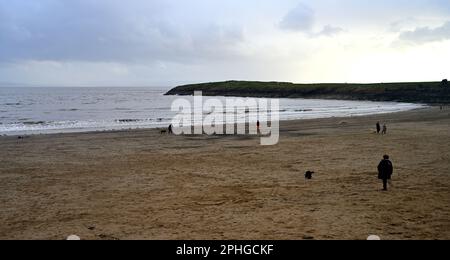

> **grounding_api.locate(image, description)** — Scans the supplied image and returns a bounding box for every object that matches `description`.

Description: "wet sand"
[0,107,449,240]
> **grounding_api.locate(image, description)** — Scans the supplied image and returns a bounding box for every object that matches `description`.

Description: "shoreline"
[0,105,430,138]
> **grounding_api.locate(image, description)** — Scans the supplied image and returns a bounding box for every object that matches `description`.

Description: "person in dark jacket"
[376,122,381,134]
[378,155,393,191]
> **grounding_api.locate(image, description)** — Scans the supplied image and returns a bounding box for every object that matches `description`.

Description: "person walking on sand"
[378,155,393,191]
[376,122,381,134]
[382,124,387,135]
[257,120,260,134]
[168,124,173,135]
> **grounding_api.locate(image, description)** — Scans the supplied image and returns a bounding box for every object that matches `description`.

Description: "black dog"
[305,171,315,180]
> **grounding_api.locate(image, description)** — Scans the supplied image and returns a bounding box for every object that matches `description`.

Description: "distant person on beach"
[382,124,387,135]
[257,120,260,134]
[378,155,393,191]
[376,122,381,134]
[168,124,173,135]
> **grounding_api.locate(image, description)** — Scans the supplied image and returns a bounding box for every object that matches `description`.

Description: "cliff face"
[165,80,450,104]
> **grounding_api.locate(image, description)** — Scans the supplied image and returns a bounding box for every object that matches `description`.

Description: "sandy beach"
[0,107,449,240]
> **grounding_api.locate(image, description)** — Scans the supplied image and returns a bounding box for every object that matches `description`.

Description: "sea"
[0,87,424,136]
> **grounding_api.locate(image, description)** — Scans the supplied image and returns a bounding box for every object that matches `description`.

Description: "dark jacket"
[378,159,393,180]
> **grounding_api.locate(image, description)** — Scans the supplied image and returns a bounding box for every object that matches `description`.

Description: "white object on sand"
[367,235,381,240]
[67,235,81,240]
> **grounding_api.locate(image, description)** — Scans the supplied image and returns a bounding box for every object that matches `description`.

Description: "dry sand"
[0,107,449,240]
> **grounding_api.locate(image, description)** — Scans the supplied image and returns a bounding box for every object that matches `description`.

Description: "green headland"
[166,80,450,104]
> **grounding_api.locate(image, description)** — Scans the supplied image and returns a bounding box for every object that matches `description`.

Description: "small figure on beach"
[168,124,173,135]
[256,120,260,134]
[382,124,387,135]
[376,122,381,134]
[378,155,393,191]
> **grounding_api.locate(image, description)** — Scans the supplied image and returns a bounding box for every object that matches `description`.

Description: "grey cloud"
[389,18,419,32]
[399,21,450,44]
[0,0,245,63]
[279,3,315,32]
[279,3,343,37]
[316,25,344,37]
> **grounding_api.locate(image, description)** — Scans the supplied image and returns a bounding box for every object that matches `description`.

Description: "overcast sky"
[0,0,449,87]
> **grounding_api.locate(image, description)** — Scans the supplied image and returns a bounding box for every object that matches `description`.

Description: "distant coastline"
[166,80,450,104]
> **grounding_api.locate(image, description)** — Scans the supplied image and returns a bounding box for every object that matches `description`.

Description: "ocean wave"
[59,108,79,112]
[0,118,169,135]
[116,119,142,123]
[23,121,46,125]
[114,108,133,111]
[4,103,22,106]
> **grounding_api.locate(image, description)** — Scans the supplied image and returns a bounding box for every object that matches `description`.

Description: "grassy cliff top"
[166,80,450,104]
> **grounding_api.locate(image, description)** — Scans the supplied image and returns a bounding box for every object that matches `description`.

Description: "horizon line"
[1,79,447,88]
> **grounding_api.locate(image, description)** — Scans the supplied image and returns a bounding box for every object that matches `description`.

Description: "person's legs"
[382,179,388,191]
